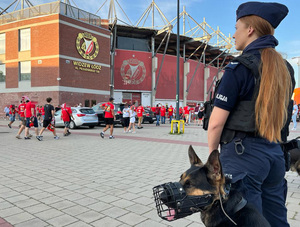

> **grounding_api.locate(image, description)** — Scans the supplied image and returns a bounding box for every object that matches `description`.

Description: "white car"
[54,107,98,129]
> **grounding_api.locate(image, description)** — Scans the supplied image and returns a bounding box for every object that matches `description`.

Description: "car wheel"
[89,126,95,129]
[69,121,76,129]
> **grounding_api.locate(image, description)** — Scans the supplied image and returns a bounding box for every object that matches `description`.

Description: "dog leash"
[219,193,237,226]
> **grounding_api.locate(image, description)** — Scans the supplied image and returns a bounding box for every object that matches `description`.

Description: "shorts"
[64,121,70,128]
[130,117,135,124]
[43,119,52,128]
[123,117,130,127]
[26,117,38,128]
[20,117,26,125]
[9,114,15,122]
[105,118,114,125]
[5,113,9,117]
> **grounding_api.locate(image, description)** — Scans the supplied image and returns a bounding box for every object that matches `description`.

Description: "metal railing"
[0,1,101,27]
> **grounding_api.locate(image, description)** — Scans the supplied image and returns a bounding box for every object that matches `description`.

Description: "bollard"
[170,119,185,134]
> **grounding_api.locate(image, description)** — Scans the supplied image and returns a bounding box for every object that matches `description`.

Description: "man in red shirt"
[183,105,190,125]
[100,97,116,139]
[168,105,174,123]
[136,104,144,129]
[160,106,166,124]
[61,103,74,136]
[24,99,39,139]
[16,100,27,139]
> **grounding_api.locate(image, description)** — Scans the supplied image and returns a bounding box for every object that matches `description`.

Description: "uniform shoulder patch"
[225,61,240,70]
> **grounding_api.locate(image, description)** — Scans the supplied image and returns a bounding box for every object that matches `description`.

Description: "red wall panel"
[114,49,152,91]
[186,60,205,101]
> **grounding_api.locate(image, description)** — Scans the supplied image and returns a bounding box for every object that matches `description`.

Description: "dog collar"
[233,197,247,213]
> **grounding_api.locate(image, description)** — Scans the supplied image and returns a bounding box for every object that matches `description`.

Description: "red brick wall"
[5,62,18,88]
[5,30,18,61]
[31,58,59,87]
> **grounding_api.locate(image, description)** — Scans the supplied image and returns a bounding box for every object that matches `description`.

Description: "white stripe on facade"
[0,85,109,95]
[59,20,110,38]
[60,55,110,68]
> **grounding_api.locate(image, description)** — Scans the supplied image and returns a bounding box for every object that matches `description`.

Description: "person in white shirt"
[292,100,298,130]
[122,104,130,132]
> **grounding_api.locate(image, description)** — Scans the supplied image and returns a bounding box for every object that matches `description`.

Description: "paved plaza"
[0,119,299,227]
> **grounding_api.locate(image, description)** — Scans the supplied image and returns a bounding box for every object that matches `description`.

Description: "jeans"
[169,115,173,123]
[156,115,160,126]
[292,114,297,129]
[161,116,165,124]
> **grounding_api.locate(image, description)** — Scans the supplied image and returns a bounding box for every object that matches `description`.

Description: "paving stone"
[76,210,105,223]
[14,218,48,227]
[63,205,90,216]
[101,206,129,218]
[91,216,122,227]
[0,206,23,218]
[47,214,78,227]
[23,203,52,214]
[34,208,64,220]
[126,204,152,215]
[4,212,35,225]
[117,212,147,226]
[135,219,167,227]
[87,201,112,212]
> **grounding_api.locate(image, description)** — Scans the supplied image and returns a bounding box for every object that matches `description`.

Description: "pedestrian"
[168,105,174,123]
[136,103,144,129]
[155,104,161,126]
[183,105,189,125]
[7,105,16,128]
[61,103,74,136]
[100,97,116,139]
[4,105,9,120]
[15,99,27,139]
[24,99,38,139]
[197,106,204,126]
[207,2,294,226]
[37,97,59,140]
[127,105,136,133]
[160,106,166,124]
[122,103,130,132]
[292,100,298,130]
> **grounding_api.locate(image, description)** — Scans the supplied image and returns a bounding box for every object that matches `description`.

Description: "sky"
[1,0,300,86]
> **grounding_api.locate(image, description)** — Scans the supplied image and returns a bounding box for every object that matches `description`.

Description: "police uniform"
[214,2,294,227]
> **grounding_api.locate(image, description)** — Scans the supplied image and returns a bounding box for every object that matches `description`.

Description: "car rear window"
[80,109,95,114]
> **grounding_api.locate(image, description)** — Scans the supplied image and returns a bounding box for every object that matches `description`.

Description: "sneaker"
[36,136,42,141]
[28,134,33,138]
[16,135,21,139]
[24,137,31,140]
[64,133,68,136]
[8,124,11,128]
[67,131,71,135]
[128,130,132,133]
[109,136,115,139]
[100,132,104,138]
[132,131,136,134]
[54,136,60,140]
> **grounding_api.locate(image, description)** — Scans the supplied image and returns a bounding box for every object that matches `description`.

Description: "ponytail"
[255,48,292,142]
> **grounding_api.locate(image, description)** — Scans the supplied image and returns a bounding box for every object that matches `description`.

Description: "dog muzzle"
[153,182,214,221]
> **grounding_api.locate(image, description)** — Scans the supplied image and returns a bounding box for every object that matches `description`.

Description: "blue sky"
[1,0,300,86]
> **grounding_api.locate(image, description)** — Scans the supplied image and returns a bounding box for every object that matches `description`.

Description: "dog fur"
[290,148,300,175]
[178,145,270,227]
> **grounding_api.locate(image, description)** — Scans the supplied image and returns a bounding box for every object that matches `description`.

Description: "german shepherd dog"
[153,146,270,227]
[290,148,300,175]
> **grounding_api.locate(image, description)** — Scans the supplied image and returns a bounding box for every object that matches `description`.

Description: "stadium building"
[0,0,234,111]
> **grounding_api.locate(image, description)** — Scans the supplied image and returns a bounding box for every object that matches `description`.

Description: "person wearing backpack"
[207,2,294,227]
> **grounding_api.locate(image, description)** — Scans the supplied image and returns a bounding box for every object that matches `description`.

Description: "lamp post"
[176,0,180,120]
[292,57,300,88]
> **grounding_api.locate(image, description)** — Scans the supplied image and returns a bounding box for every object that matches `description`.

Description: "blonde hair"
[240,16,292,142]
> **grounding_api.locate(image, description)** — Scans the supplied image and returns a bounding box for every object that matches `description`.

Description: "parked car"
[140,108,156,124]
[54,107,98,129]
[92,103,124,126]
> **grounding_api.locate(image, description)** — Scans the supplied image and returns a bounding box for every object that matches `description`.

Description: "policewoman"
[208,2,295,227]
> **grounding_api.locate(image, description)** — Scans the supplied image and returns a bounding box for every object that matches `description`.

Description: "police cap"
[236,1,288,28]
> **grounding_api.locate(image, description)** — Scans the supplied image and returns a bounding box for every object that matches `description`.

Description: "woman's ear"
[248,25,255,36]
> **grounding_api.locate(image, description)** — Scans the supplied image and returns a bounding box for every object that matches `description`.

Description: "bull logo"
[76,32,99,60]
[120,58,146,85]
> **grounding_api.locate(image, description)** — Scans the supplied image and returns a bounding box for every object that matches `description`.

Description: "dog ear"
[206,150,223,179]
[188,145,203,166]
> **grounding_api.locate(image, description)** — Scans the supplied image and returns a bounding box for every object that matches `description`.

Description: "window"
[19,28,31,51]
[0,64,5,82]
[0,33,5,54]
[19,61,31,81]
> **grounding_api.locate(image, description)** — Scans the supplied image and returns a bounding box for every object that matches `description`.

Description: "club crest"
[76,32,99,60]
[120,58,146,85]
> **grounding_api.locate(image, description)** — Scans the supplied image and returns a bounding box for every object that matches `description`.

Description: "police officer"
[207,2,295,227]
